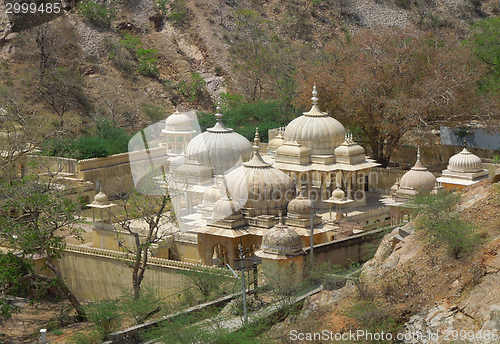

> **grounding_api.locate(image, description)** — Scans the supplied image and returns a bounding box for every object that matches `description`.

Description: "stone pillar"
[187,192,193,215]
[347,172,352,200]
[307,171,312,198]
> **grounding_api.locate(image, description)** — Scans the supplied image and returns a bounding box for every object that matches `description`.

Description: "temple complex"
[164,86,388,268]
[84,85,497,271]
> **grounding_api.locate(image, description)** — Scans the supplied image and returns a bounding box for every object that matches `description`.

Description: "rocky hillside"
[0,0,498,136]
[267,177,500,343]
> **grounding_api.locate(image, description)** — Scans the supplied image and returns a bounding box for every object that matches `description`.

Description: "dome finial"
[311,83,319,106]
[278,210,283,225]
[463,137,467,147]
[254,127,260,146]
[417,146,421,162]
[215,102,223,122]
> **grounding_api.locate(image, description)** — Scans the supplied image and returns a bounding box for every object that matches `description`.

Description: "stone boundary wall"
[64,244,227,272]
[77,147,167,195]
[348,206,391,225]
[78,147,165,172]
[26,155,78,175]
[46,244,232,300]
[305,228,387,266]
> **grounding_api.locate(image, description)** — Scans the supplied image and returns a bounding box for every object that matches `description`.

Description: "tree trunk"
[45,257,87,320]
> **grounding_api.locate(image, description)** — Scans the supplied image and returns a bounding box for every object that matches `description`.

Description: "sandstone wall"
[306,228,386,267]
[35,244,227,301]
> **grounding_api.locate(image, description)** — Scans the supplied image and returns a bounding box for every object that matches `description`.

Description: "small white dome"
[268,128,285,153]
[164,110,196,133]
[93,191,109,205]
[448,148,483,173]
[168,153,186,170]
[331,187,346,201]
[203,180,222,205]
[212,197,240,219]
[287,188,311,215]
[399,152,436,192]
[185,109,252,175]
[261,221,302,256]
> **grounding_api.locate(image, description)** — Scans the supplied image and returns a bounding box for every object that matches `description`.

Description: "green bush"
[198,100,301,142]
[345,301,403,343]
[177,72,206,103]
[68,300,121,343]
[136,48,160,78]
[40,120,132,159]
[0,252,33,319]
[107,35,159,78]
[121,34,142,53]
[78,0,115,30]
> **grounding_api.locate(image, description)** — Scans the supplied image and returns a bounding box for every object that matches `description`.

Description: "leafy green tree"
[0,174,86,319]
[0,96,57,182]
[410,191,481,259]
[178,268,233,303]
[0,252,33,319]
[198,100,301,142]
[113,184,174,300]
[68,300,121,344]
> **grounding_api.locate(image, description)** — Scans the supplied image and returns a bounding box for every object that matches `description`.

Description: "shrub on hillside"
[411,191,482,259]
[78,0,115,30]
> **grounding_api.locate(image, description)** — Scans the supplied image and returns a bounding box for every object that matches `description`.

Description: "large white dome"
[284,86,346,155]
[185,109,252,175]
[224,146,295,216]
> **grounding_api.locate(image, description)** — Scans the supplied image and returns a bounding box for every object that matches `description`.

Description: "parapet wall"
[45,244,229,300]
[306,228,387,267]
[26,155,78,175]
[77,147,166,195]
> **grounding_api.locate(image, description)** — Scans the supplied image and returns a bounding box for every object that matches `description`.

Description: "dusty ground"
[0,300,87,344]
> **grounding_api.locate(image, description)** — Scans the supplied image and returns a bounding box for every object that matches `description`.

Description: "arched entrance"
[211,244,228,266]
